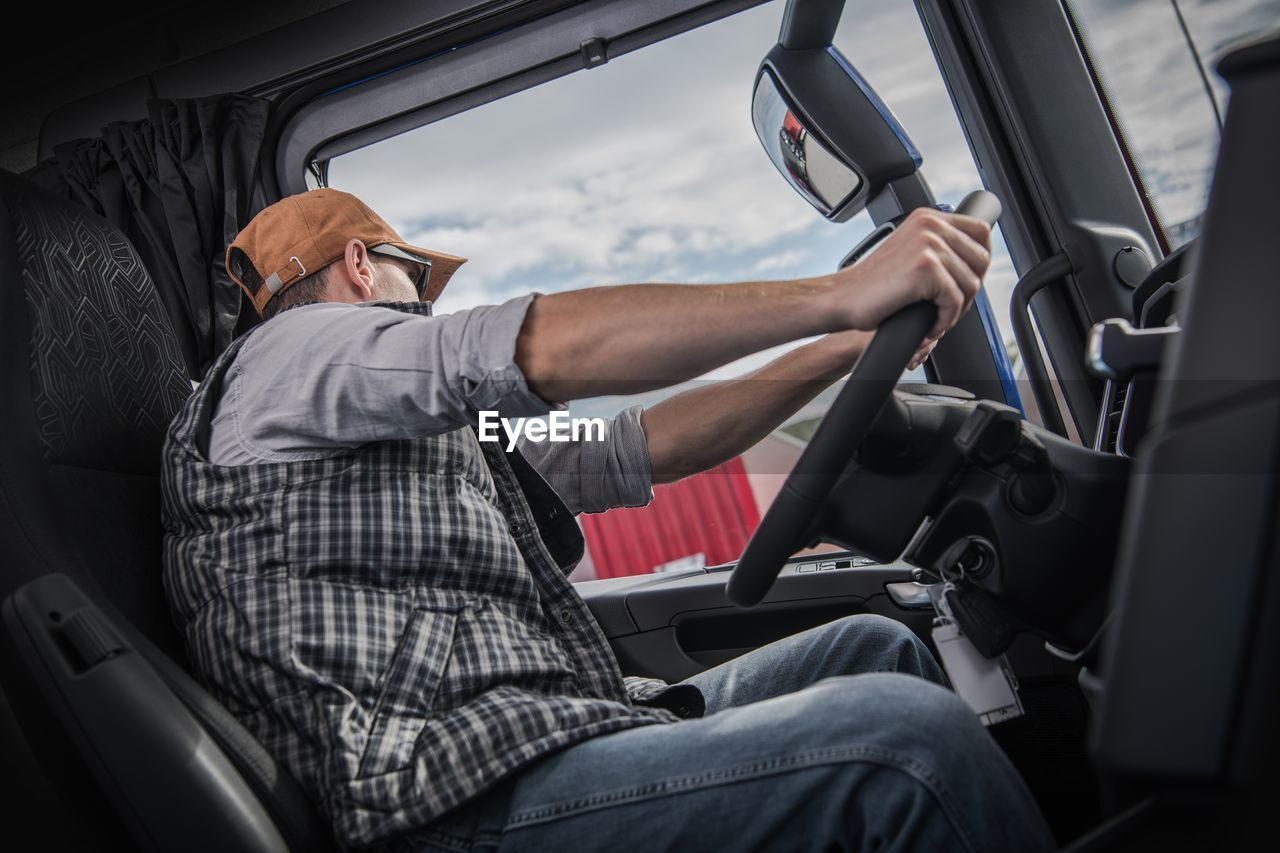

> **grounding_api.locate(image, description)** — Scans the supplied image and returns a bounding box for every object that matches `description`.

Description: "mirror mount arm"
[778,0,846,50]
[867,174,936,227]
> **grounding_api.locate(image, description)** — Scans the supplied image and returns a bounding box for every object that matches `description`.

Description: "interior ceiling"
[1,0,727,175]
[0,0,351,170]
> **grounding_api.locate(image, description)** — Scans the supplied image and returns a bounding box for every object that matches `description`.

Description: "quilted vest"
[160,302,676,847]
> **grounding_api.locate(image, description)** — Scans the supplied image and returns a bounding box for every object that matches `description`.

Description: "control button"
[817,562,836,572]
[795,563,817,573]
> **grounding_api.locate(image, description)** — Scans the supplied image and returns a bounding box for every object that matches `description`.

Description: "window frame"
[268,0,772,198]
[914,0,1166,445]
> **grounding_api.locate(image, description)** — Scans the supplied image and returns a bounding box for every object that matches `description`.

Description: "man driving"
[161,189,1052,851]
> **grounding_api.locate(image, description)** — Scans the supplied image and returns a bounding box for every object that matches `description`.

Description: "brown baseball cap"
[227,188,468,315]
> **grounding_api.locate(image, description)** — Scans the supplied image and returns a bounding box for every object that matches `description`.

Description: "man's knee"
[828,613,919,645]
[819,614,945,683]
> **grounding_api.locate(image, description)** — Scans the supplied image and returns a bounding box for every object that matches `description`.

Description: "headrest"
[0,170,190,474]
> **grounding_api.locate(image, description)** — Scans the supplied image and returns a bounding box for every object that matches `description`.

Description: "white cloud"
[751,248,811,275]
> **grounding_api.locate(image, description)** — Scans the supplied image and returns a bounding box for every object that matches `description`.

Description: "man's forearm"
[640,332,872,484]
[515,278,841,403]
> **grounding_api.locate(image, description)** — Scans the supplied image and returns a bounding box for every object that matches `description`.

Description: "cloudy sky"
[332,0,1277,419]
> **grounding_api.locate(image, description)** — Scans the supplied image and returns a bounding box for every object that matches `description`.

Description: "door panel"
[577,554,932,682]
[579,551,1072,685]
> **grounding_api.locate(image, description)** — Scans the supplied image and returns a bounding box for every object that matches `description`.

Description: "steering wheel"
[726,190,1003,607]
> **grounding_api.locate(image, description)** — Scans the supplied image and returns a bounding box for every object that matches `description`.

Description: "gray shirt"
[208,298,653,514]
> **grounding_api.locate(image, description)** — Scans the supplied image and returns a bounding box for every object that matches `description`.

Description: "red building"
[579,457,760,578]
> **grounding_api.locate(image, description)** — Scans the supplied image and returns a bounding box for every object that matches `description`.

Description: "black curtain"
[29,94,270,379]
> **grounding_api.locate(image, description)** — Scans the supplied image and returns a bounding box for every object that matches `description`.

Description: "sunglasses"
[370,245,432,300]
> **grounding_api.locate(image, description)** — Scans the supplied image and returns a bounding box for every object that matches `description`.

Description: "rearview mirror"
[752,70,862,216]
[751,41,922,222]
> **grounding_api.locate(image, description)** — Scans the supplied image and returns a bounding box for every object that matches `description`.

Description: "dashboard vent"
[1104,382,1129,454]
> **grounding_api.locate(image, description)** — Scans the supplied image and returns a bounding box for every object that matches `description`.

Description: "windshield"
[1067,0,1280,247]
[329,0,1019,579]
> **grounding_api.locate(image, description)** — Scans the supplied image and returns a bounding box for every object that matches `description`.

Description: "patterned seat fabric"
[13,176,191,473]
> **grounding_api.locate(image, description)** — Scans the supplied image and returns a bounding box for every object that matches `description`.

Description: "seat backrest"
[1091,33,1280,843]
[0,168,192,654]
[0,169,332,852]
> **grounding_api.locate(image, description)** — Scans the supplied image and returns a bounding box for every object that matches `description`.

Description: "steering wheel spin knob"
[953,190,1002,226]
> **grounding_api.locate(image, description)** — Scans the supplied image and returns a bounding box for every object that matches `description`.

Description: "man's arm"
[639,331,874,484]
[216,209,987,464]
[523,331,932,503]
[639,324,940,484]
[515,208,990,403]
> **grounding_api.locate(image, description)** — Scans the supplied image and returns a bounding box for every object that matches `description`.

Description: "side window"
[1067,0,1280,248]
[330,0,1013,579]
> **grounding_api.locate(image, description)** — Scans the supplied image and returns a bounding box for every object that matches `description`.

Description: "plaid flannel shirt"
[161,302,690,848]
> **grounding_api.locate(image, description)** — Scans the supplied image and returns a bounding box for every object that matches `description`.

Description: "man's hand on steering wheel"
[828,206,993,344]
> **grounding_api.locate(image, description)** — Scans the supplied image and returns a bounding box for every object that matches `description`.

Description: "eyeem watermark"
[478,411,607,451]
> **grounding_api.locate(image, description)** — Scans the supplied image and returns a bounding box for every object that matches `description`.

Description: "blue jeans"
[390,615,1054,852]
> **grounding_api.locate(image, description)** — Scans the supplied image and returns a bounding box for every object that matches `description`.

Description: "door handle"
[885,581,937,610]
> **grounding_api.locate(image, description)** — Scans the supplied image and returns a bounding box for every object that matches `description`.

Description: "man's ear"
[334,239,376,300]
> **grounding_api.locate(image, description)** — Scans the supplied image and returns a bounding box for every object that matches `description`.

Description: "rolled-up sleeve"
[517,405,654,515]
[227,296,558,458]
